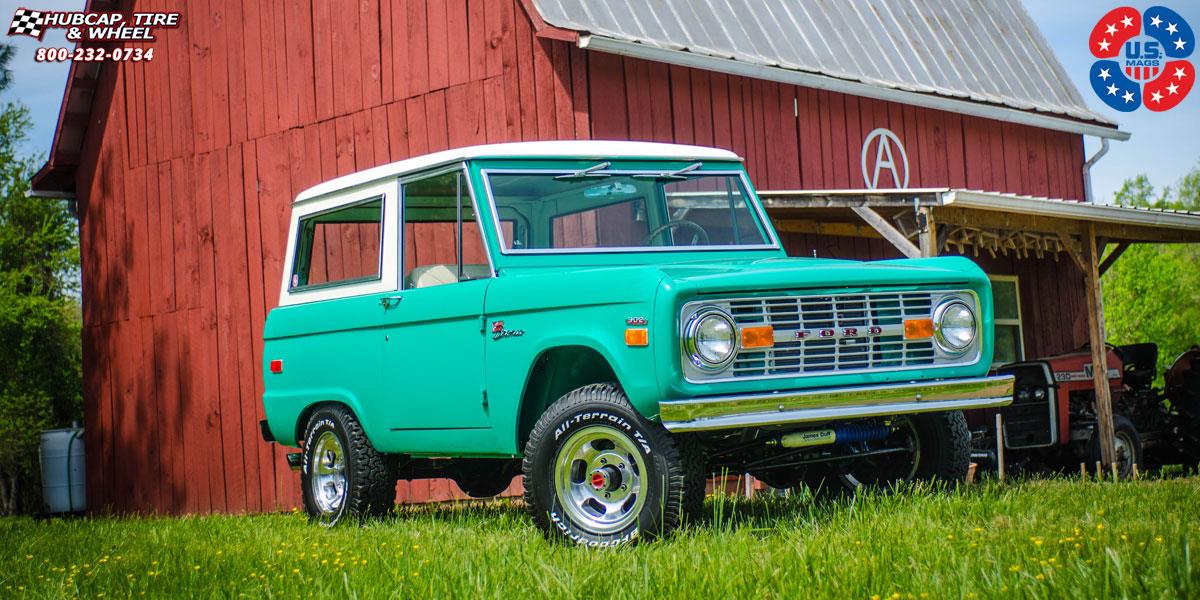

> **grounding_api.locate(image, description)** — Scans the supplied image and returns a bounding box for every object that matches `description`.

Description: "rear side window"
[290,197,384,290]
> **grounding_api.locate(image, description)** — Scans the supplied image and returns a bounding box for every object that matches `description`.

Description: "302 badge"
[34,46,154,62]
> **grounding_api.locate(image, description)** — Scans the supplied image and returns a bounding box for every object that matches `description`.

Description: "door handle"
[379,295,403,310]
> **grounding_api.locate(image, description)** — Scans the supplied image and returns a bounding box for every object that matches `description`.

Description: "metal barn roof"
[532,0,1122,138]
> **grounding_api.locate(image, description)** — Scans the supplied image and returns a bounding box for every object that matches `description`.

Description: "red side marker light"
[270,359,283,374]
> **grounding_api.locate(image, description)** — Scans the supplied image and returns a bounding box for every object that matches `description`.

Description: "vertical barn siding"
[77,0,1088,514]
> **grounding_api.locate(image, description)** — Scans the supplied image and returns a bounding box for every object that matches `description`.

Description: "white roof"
[294,140,741,203]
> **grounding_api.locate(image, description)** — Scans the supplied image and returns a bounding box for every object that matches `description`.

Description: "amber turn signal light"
[903,318,935,340]
[740,325,775,349]
[625,328,649,347]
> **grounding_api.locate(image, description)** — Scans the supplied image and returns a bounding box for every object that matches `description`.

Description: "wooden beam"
[1099,242,1131,276]
[1056,231,1088,273]
[919,207,938,257]
[1083,223,1118,471]
[772,219,883,239]
[851,206,922,258]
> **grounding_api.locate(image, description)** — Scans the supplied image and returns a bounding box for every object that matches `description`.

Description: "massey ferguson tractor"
[966,344,1200,478]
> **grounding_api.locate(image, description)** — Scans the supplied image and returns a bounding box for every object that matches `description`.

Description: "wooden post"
[1080,462,1087,481]
[1082,223,1118,469]
[919,206,938,257]
[995,413,1005,482]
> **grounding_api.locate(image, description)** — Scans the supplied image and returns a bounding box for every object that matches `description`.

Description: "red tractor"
[966,344,1200,477]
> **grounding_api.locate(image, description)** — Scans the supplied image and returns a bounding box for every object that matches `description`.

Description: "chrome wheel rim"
[839,417,921,488]
[310,431,347,515]
[553,425,648,534]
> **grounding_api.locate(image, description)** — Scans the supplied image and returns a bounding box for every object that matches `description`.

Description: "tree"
[0,43,13,92]
[0,100,82,514]
[1103,165,1200,380]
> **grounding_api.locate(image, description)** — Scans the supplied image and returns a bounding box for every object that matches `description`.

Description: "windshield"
[484,167,774,252]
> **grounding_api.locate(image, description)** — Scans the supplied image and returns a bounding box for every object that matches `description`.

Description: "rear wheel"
[300,405,396,525]
[522,383,688,546]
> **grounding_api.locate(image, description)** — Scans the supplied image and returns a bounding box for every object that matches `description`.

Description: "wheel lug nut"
[604,493,611,498]
[619,463,625,469]
[600,458,607,464]
[621,484,627,490]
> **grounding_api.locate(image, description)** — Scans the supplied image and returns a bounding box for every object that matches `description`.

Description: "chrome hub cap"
[310,431,347,515]
[554,426,647,534]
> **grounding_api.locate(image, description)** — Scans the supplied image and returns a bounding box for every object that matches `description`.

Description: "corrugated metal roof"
[532,0,1114,127]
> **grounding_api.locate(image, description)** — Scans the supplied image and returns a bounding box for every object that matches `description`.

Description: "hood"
[656,255,987,295]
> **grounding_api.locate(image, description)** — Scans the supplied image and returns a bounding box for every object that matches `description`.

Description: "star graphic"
[1167,82,1180,95]
[1107,83,1119,96]
[1098,39,1111,52]
[1150,15,1163,27]
[1175,38,1187,51]
[1098,68,1111,80]
[1121,15,1134,28]
[1175,66,1188,79]
[1122,90,1135,103]
[1167,22,1179,35]
[1105,23,1118,35]
[1151,90,1163,103]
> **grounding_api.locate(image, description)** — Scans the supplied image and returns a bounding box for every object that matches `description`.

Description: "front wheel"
[823,411,970,494]
[1088,415,1143,479]
[522,383,688,546]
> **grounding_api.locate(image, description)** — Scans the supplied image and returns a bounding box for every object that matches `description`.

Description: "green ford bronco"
[260,141,1014,545]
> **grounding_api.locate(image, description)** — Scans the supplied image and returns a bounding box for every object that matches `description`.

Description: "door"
[379,167,493,433]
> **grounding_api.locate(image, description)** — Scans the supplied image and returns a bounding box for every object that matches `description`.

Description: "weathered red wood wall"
[76,0,1088,514]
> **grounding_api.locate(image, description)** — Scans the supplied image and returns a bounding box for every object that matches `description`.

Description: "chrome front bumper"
[659,375,1015,432]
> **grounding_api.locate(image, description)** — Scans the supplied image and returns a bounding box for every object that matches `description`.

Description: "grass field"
[1,476,1197,599]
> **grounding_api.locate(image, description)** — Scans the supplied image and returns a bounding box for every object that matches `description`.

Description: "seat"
[407,264,491,288]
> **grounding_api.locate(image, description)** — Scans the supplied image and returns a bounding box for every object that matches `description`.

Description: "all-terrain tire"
[827,411,971,493]
[300,405,397,525]
[522,383,687,546]
[674,433,708,523]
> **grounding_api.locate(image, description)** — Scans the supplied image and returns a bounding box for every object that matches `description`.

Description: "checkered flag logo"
[8,8,46,39]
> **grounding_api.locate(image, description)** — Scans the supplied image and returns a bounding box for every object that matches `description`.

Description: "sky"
[3,1,1199,204]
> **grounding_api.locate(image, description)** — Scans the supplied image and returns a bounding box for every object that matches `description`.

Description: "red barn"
[31,0,1200,514]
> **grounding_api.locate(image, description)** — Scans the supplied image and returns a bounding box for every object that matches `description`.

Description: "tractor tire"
[522,383,688,546]
[300,405,397,525]
[1088,415,1143,479]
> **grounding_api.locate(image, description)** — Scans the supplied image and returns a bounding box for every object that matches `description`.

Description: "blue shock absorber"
[833,423,891,444]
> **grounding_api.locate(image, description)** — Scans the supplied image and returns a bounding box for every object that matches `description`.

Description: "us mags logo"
[1089,6,1194,112]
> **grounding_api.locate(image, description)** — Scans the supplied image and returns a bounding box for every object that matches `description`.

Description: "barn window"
[290,197,384,290]
[402,170,492,288]
[989,274,1024,366]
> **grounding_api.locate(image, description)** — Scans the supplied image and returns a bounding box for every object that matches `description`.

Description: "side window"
[989,275,1024,366]
[291,197,383,290]
[403,170,491,289]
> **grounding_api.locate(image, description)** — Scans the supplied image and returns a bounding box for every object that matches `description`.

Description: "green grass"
[2,477,1198,599]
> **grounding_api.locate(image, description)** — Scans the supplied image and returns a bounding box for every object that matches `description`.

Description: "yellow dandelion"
[946,534,955,541]
[871,595,881,600]
[1036,574,1045,581]
[1096,523,1105,531]
[1035,540,1044,547]
[974,527,983,533]
[292,568,300,574]
[1155,536,1164,543]
[891,593,901,600]
[1120,535,1128,541]
[1010,565,1021,572]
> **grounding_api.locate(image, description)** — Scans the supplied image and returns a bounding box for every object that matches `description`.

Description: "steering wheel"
[642,219,710,246]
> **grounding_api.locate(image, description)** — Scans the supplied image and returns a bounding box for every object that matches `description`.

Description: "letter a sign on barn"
[861,128,909,189]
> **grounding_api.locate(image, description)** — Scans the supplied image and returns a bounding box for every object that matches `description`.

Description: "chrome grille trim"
[681,289,981,383]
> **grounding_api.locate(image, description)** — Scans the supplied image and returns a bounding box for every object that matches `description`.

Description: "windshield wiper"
[554,161,611,181]
[633,162,703,181]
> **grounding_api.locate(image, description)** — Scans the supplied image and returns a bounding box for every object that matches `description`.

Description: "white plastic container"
[39,427,85,513]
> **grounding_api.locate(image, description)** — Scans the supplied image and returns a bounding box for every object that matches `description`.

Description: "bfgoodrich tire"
[300,405,396,526]
[522,383,687,546]
[825,411,971,493]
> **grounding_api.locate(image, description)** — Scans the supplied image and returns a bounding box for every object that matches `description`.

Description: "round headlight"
[685,309,738,370]
[933,300,976,353]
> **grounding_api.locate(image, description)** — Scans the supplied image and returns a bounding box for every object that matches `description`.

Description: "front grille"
[724,291,937,378]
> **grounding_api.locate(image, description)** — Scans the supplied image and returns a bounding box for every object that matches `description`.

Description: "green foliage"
[0,101,82,514]
[1,478,1198,597]
[1104,165,1200,378]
